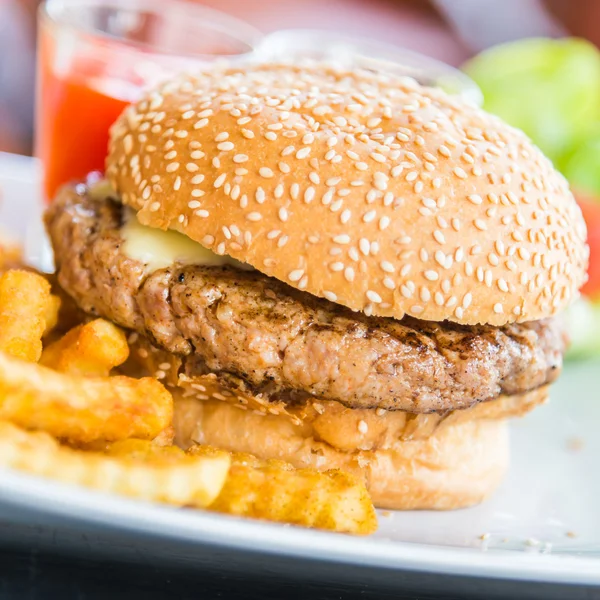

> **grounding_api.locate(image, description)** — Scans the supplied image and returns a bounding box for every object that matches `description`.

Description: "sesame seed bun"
[107,62,588,326]
[174,391,513,510]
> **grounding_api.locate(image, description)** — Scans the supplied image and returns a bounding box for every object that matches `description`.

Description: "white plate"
[0,152,598,593]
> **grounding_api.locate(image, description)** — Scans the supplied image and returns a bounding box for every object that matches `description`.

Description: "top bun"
[107,62,588,326]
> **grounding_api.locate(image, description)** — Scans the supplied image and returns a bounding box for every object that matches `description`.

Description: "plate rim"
[0,469,598,586]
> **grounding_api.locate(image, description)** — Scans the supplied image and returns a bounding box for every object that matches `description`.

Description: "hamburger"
[44,62,588,510]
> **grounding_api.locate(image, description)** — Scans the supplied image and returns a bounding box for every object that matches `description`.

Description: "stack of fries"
[0,245,377,535]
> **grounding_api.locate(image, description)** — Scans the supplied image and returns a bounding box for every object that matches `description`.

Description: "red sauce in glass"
[38,75,129,201]
[36,29,138,201]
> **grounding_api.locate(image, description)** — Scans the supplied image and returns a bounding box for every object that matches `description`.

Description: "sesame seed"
[488,253,499,266]
[380,261,395,273]
[359,238,370,256]
[233,154,248,163]
[195,210,209,218]
[358,420,368,434]
[493,303,504,314]
[166,162,179,173]
[424,270,439,281]
[363,210,376,223]
[259,167,274,178]
[344,267,355,282]
[304,187,315,203]
[214,173,226,188]
[383,277,395,290]
[366,290,382,304]
[278,207,289,222]
[433,230,446,244]
[246,212,262,221]
[289,269,304,282]
[333,234,350,244]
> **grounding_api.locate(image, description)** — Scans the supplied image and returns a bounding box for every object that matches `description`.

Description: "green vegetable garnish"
[561,130,600,197]
[564,299,600,359]
[463,37,600,165]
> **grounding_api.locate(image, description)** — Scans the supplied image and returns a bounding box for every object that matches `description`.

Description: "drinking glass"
[257,29,483,105]
[36,0,262,202]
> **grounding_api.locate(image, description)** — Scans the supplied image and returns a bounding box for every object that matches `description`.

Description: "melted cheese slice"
[122,211,251,272]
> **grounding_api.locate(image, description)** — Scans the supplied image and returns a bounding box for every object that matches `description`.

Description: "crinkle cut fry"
[188,446,378,535]
[0,351,173,443]
[0,421,230,507]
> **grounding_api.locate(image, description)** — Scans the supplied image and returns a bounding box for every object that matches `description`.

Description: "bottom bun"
[174,395,510,510]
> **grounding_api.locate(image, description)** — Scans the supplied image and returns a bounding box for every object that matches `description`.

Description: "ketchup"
[37,76,129,201]
[36,27,142,202]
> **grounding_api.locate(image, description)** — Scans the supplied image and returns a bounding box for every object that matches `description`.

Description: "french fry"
[104,439,187,459]
[0,351,173,443]
[188,446,378,535]
[43,295,62,337]
[41,319,129,376]
[0,421,230,507]
[0,270,52,361]
[45,278,88,341]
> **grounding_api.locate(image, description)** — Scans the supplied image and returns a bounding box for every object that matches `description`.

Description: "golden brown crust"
[107,62,587,326]
[174,395,509,510]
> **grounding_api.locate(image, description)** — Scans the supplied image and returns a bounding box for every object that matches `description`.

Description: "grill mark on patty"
[44,183,567,413]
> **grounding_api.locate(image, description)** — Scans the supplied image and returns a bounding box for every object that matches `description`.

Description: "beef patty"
[45,183,566,413]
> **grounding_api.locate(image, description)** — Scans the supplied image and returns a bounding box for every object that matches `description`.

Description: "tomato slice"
[575,192,600,298]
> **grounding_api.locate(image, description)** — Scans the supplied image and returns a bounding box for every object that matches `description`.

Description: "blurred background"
[1,0,600,155]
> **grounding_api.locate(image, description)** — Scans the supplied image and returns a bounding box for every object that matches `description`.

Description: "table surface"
[0,544,463,600]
